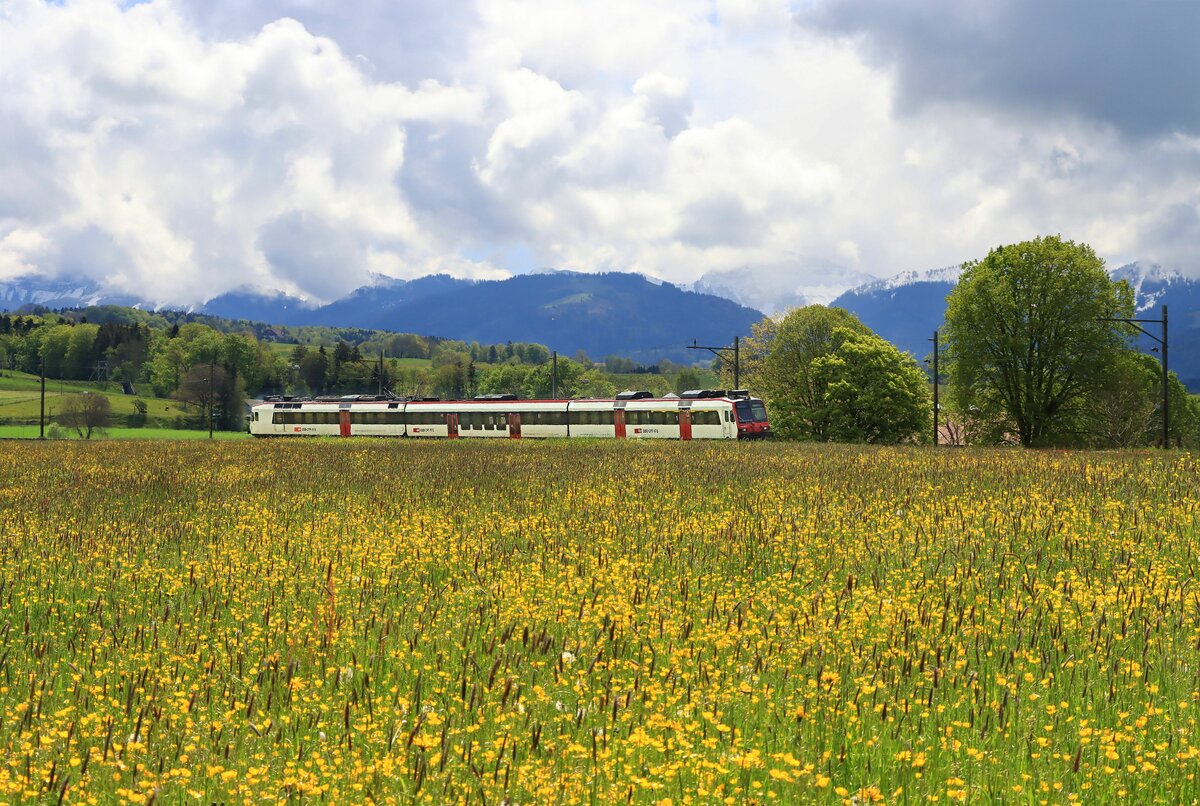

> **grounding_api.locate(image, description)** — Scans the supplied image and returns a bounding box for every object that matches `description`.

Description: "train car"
[248,390,770,440]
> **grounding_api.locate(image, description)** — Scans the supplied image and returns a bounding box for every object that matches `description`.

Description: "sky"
[2,0,1199,307]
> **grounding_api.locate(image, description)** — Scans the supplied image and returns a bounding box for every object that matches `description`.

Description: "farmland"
[1,441,1199,803]
[0,372,187,425]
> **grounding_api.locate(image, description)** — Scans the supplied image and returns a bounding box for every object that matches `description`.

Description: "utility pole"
[1102,304,1170,447]
[929,330,939,446]
[1163,305,1169,447]
[687,337,740,390]
[208,357,215,440]
[551,351,558,399]
[39,354,46,440]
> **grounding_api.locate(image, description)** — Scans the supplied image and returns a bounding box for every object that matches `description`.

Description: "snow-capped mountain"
[0,275,112,310]
[1110,261,1187,312]
[830,261,1200,387]
[693,263,879,314]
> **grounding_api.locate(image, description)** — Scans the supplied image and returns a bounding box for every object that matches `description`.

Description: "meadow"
[1,440,1198,803]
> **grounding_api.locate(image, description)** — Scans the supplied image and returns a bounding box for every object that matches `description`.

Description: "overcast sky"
[2,0,1199,305]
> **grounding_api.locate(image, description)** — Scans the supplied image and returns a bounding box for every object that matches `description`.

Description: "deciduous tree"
[56,393,111,439]
[944,236,1133,447]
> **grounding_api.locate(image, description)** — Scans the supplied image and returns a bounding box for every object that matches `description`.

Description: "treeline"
[0,308,707,430]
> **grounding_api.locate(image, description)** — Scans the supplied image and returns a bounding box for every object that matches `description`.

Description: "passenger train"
[249,390,771,440]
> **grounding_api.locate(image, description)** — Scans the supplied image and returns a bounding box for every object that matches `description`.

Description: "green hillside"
[0,371,203,427]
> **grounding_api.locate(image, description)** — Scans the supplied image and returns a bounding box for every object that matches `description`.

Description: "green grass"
[1,442,1198,802]
[0,371,187,423]
[0,424,249,440]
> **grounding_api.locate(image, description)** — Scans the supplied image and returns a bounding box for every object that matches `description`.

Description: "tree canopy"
[742,305,929,443]
[943,236,1134,447]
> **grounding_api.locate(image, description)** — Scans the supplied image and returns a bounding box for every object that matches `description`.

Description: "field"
[0,425,248,441]
[2,441,1199,803]
[0,372,191,425]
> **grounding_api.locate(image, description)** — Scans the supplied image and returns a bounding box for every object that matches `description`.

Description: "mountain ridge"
[0,270,762,364]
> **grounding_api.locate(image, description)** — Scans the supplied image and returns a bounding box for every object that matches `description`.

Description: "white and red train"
[248,391,771,440]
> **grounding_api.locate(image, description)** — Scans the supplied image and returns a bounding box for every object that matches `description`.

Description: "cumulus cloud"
[3,0,1200,308]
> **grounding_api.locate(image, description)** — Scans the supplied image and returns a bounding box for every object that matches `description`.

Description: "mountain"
[0,270,762,363]
[829,266,960,362]
[693,263,879,314]
[0,274,142,311]
[201,287,314,323]
[343,271,762,363]
[831,262,1200,388]
[306,274,475,327]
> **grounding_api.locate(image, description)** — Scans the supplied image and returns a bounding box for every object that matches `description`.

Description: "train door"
[339,409,351,437]
[447,413,459,439]
[508,412,522,438]
[678,409,692,441]
[614,409,626,439]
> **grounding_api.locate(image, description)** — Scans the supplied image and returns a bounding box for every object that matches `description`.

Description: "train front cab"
[734,397,771,439]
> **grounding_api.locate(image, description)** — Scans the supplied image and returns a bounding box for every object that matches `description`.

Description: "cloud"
[802,0,1200,139]
[0,0,487,303]
[4,0,1200,310]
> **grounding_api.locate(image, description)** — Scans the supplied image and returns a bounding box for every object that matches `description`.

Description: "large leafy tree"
[943,236,1133,447]
[742,305,927,443]
[739,306,868,439]
[812,329,932,444]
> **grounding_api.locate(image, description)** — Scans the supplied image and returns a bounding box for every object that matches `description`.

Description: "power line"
[1101,304,1169,448]
[687,337,740,390]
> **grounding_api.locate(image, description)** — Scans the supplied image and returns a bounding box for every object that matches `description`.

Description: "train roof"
[254,394,755,407]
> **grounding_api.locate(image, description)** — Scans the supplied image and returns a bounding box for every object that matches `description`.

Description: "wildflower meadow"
[2,440,1199,803]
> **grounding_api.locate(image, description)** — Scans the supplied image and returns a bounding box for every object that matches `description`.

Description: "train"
[248,390,771,440]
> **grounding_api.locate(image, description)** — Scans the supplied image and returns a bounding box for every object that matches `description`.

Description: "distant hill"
[831,262,1200,388]
[201,287,315,324]
[0,271,763,363]
[315,271,762,363]
[306,274,475,327]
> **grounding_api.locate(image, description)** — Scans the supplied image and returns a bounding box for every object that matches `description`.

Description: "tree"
[176,364,226,429]
[739,306,871,440]
[810,329,931,443]
[57,393,112,439]
[524,358,586,398]
[674,368,702,392]
[1087,350,1160,448]
[1088,352,1200,448]
[299,348,329,394]
[943,236,1134,447]
[433,358,469,399]
[478,363,532,396]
